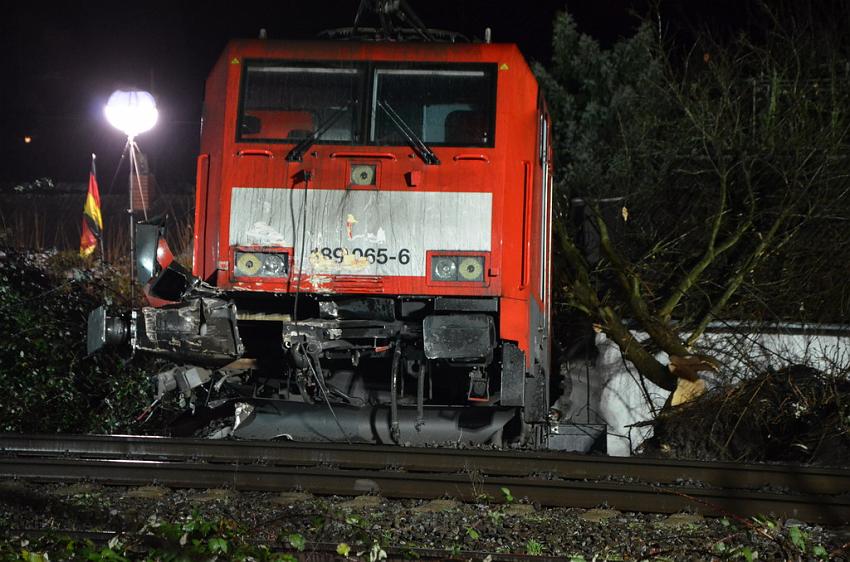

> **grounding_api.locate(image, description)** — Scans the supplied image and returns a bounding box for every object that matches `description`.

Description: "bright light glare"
[104,90,158,138]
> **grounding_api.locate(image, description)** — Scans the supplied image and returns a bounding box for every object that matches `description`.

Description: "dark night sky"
[0,1,743,187]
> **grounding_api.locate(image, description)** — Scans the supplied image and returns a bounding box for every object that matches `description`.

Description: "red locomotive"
[89,13,557,448]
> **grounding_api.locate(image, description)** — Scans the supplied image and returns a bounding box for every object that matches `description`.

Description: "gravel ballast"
[2,480,847,560]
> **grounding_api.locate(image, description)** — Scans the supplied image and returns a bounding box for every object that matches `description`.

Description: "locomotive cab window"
[238,63,362,143]
[370,66,496,147]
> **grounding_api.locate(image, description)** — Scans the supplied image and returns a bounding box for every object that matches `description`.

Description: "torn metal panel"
[229,188,492,277]
[148,261,194,302]
[135,297,243,367]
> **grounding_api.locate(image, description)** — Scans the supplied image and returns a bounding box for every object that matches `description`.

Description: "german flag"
[80,154,103,257]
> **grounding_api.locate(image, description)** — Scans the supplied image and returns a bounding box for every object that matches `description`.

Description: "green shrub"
[0,250,154,433]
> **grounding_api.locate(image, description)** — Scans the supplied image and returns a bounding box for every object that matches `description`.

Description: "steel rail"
[1,456,849,525]
[2,433,848,496]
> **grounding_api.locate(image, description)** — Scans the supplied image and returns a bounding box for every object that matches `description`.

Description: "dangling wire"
[301,343,351,444]
[290,172,311,325]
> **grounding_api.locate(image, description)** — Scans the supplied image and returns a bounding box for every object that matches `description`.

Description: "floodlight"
[104,89,158,138]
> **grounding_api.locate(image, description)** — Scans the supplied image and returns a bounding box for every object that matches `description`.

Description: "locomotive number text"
[314,247,411,265]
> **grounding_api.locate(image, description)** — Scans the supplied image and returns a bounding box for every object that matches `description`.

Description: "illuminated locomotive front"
[90,35,557,448]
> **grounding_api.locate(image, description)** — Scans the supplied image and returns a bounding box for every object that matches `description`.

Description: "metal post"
[390,341,402,443]
[416,364,425,431]
[128,137,136,303]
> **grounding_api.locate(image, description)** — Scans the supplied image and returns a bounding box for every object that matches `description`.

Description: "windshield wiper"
[377,100,440,165]
[286,100,354,162]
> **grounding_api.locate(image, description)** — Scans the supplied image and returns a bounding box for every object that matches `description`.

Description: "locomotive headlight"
[235,250,289,278]
[431,256,458,281]
[261,253,286,275]
[430,254,487,283]
[350,164,376,186]
[458,256,484,281]
[236,252,262,276]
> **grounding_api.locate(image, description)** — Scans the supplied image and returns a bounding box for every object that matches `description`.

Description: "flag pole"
[92,153,109,303]
[80,152,104,260]
[92,153,105,269]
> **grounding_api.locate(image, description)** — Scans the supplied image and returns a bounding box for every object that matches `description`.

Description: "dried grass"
[0,192,193,265]
[644,365,850,466]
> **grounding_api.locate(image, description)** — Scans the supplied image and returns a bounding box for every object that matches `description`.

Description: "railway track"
[2,434,849,525]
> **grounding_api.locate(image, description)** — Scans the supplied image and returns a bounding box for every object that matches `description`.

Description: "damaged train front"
[86,221,244,426]
[85,219,517,446]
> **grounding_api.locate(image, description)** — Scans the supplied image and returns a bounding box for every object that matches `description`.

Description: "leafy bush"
[1,513,298,561]
[0,250,154,433]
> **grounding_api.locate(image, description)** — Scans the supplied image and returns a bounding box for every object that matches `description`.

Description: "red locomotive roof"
[223,39,526,66]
